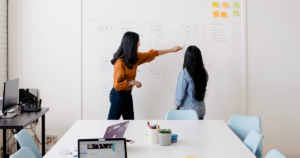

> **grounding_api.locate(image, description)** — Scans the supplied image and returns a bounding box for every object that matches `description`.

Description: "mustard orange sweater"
[113,49,159,91]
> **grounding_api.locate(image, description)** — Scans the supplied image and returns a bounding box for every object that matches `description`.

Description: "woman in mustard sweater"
[108,32,181,120]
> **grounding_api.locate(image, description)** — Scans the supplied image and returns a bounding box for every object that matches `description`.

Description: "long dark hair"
[111,32,139,69]
[183,46,207,101]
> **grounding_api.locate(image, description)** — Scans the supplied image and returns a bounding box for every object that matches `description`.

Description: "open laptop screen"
[78,138,127,158]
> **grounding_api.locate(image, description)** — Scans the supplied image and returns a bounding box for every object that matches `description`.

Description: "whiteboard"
[82,0,246,120]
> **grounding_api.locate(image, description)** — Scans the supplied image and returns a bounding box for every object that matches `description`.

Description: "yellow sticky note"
[221,12,227,17]
[233,2,240,8]
[233,10,240,16]
[212,2,218,8]
[213,11,220,18]
[222,2,229,8]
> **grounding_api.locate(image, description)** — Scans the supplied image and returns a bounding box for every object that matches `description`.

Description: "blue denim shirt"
[174,68,208,118]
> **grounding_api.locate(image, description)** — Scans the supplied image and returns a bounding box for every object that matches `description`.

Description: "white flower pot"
[158,133,172,146]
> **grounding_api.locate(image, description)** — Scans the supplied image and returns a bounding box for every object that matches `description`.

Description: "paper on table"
[163,157,210,158]
[222,2,229,8]
[185,157,210,158]
[163,157,209,158]
[212,2,218,8]
[233,2,240,8]
[221,12,227,17]
[213,11,220,18]
[233,10,240,16]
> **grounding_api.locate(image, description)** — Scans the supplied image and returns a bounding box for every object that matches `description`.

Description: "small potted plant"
[158,129,172,146]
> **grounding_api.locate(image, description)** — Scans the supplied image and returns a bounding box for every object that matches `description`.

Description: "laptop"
[103,121,129,138]
[78,138,127,158]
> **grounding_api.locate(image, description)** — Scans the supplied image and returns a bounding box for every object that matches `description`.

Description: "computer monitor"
[0,78,19,119]
[78,138,127,158]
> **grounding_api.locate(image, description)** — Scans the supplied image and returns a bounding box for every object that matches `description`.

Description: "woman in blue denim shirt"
[174,46,208,120]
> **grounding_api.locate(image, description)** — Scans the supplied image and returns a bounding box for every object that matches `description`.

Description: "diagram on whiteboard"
[137,56,165,79]
[94,21,238,80]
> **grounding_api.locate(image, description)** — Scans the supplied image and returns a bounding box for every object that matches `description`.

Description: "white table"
[44,120,256,158]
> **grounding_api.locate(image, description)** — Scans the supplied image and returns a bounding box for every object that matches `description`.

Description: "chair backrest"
[243,130,264,154]
[227,114,262,158]
[14,129,42,158]
[10,147,36,158]
[165,109,199,120]
[265,149,287,158]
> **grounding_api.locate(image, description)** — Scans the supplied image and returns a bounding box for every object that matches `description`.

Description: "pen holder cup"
[148,129,159,144]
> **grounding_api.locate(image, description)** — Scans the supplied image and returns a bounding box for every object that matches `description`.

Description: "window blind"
[0,0,7,96]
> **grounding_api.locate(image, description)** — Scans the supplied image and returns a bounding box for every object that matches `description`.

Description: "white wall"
[247,0,300,157]
[8,0,81,141]
[7,0,300,157]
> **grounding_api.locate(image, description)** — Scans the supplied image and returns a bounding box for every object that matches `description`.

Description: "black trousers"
[107,88,134,120]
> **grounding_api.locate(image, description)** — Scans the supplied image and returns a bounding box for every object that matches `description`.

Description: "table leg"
[16,129,21,150]
[3,129,6,158]
[42,114,45,156]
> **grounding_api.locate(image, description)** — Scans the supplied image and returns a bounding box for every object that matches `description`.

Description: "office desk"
[0,107,49,158]
[44,120,255,158]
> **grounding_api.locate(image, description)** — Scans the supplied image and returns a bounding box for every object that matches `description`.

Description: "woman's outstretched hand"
[171,46,182,52]
[158,46,182,56]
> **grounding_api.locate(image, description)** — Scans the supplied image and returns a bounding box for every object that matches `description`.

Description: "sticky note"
[221,12,227,17]
[233,10,240,16]
[186,156,197,158]
[222,2,229,8]
[212,2,218,8]
[233,2,240,8]
[213,11,220,18]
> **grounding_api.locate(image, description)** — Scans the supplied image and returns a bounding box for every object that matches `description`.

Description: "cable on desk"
[6,132,13,144]
[29,120,50,153]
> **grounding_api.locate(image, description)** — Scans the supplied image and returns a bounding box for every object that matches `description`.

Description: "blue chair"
[227,114,262,158]
[243,130,264,154]
[265,149,287,158]
[165,109,199,120]
[10,147,36,158]
[14,130,42,158]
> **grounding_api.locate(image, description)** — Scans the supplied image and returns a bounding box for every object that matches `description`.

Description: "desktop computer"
[0,78,19,119]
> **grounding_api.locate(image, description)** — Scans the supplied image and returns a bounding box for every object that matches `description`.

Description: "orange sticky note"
[186,156,197,158]
[212,2,218,8]
[222,2,229,8]
[213,11,220,18]
[221,12,227,17]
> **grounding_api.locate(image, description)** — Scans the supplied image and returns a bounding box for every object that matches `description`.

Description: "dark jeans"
[107,88,134,120]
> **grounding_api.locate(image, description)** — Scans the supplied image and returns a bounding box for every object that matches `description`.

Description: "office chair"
[165,109,199,120]
[14,129,42,158]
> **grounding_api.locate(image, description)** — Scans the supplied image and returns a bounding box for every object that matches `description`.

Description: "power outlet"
[46,135,52,143]
[52,135,58,143]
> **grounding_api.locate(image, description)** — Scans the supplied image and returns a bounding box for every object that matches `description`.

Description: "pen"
[178,44,186,50]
